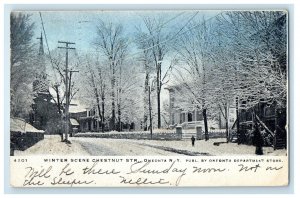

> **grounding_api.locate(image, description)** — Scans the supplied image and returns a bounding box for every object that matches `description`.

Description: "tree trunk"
[143,72,149,131]
[111,65,116,131]
[236,97,241,144]
[157,89,161,129]
[54,85,61,115]
[253,112,264,155]
[117,96,121,132]
[96,102,101,132]
[225,103,229,143]
[225,115,229,143]
[94,88,102,132]
[203,108,209,141]
[148,84,153,139]
[101,95,105,132]
[157,61,161,129]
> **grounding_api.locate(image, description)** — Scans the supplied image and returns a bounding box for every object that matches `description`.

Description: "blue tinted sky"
[22,10,221,101]
[27,10,220,54]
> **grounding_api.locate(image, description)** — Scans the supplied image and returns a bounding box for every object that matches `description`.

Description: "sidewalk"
[126,138,287,156]
[14,135,89,156]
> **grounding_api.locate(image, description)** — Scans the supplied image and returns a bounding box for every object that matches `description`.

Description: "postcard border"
[3,3,294,194]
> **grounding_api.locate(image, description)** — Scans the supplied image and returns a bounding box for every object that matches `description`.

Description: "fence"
[74,128,227,140]
[74,131,181,140]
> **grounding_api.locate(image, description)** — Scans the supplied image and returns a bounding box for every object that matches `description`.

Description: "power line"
[39,12,58,84]
[75,11,187,54]
[46,11,223,72]
[75,11,222,66]
[75,11,199,62]
[132,11,187,44]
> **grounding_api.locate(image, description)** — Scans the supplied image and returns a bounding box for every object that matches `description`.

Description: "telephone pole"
[58,41,75,142]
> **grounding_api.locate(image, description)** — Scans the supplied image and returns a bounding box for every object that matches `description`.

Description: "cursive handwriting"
[23,166,52,186]
[51,177,94,187]
[119,176,169,185]
[238,164,261,172]
[59,163,74,176]
[127,161,187,186]
[266,166,283,171]
[193,166,226,173]
[82,162,120,175]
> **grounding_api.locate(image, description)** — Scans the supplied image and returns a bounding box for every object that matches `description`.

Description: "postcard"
[9,10,288,187]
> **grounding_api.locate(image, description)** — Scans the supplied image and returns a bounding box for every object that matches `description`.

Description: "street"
[72,137,287,156]
[70,137,185,156]
[14,135,287,156]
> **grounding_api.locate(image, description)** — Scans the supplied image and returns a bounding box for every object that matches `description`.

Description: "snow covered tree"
[81,54,109,132]
[115,59,144,131]
[94,20,128,131]
[216,11,287,110]
[140,16,172,129]
[134,30,155,131]
[10,12,36,118]
[171,11,287,142]
[172,18,213,140]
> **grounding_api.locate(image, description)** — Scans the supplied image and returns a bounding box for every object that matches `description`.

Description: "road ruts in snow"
[70,138,184,156]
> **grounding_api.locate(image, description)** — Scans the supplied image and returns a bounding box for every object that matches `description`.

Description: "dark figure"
[253,120,264,155]
[191,135,196,147]
[59,131,64,142]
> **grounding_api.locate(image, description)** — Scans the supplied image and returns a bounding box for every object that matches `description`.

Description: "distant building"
[165,86,236,130]
[69,103,101,132]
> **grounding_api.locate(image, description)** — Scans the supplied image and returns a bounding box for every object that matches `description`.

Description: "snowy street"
[70,137,185,156]
[14,135,286,156]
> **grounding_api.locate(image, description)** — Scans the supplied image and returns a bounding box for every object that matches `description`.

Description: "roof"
[70,118,79,126]
[69,100,88,113]
[10,117,44,133]
[48,89,88,113]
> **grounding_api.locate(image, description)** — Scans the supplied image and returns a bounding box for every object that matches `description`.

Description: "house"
[165,86,236,130]
[69,101,106,132]
[237,101,287,149]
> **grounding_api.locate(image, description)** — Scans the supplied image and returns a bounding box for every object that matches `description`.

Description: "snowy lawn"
[14,135,89,156]
[128,138,287,156]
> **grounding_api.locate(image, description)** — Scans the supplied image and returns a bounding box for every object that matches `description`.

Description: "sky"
[19,10,221,103]
[27,10,220,54]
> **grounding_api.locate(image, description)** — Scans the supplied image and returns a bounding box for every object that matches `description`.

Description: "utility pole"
[58,41,75,142]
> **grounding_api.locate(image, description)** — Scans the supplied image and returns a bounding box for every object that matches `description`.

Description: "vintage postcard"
[10,10,288,187]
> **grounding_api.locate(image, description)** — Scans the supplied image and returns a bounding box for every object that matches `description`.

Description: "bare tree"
[47,50,79,117]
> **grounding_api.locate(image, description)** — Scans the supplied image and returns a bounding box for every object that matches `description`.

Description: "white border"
[1,0,298,197]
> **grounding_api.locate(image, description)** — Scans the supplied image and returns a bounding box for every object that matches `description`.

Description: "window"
[188,113,193,122]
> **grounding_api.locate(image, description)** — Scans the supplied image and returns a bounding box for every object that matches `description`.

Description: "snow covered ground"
[14,135,287,156]
[14,135,89,156]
